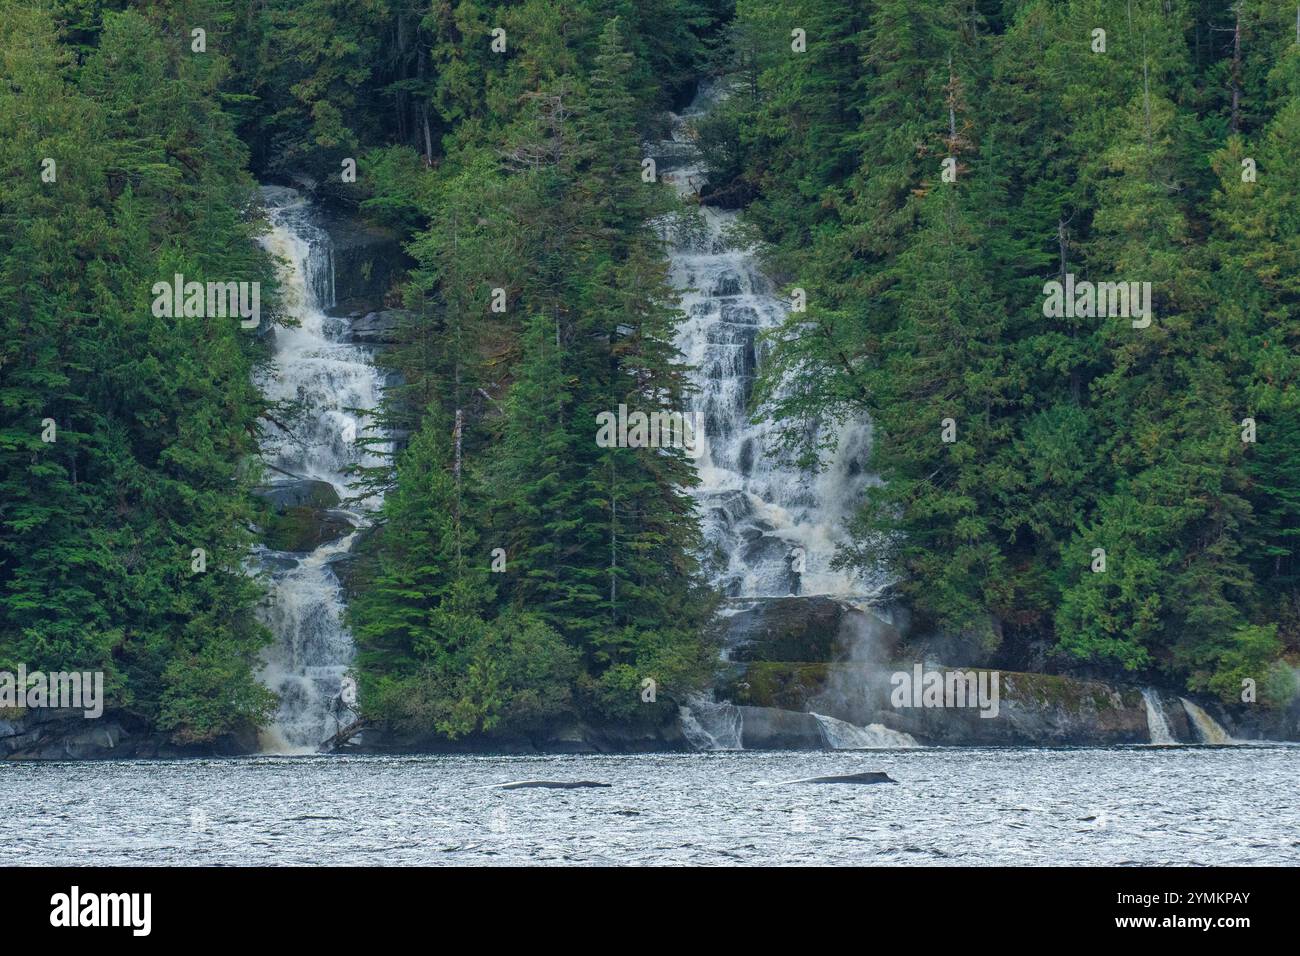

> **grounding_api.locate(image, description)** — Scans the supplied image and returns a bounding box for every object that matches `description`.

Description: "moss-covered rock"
[721,596,899,663]
[263,507,353,553]
[717,661,1163,745]
[720,662,830,709]
[253,479,352,553]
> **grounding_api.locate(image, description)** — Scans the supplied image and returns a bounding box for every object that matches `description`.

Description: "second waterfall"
[660,85,885,602]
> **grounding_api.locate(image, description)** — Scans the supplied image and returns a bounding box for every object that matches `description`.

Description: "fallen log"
[318,719,370,753]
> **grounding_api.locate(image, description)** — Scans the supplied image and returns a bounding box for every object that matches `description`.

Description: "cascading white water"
[1180,698,1235,745]
[678,694,744,750]
[660,86,907,751]
[659,86,886,600]
[810,713,918,749]
[253,186,388,752]
[1141,688,1176,744]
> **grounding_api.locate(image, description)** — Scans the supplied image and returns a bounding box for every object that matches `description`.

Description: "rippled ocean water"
[3,748,1296,866]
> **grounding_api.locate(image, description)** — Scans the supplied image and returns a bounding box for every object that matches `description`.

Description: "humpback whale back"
[778,772,897,785]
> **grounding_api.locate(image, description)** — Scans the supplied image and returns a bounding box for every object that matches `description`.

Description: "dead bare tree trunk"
[1231,4,1242,134]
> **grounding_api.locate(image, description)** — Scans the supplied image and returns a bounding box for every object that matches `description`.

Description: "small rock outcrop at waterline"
[1,707,257,760]
[734,706,827,749]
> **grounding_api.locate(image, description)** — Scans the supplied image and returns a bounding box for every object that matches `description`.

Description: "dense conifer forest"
[2,0,1297,746]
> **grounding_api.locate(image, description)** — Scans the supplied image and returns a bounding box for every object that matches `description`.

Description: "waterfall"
[811,713,918,749]
[659,84,886,600]
[678,694,744,750]
[1180,698,1235,745]
[253,186,387,752]
[659,85,896,753]
[1141,688,1175,744]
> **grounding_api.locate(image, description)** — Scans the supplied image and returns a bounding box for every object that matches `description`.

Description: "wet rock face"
[734,706,825,750]
[253,479,339,511]
[720,662,831,712]
[327,523,377,604]
[344,309,411,346]
[4,718,125,759]
[724,597,845,662]
[1217,695,1300,741]
[318,212,409,307]
[868,672,1151,745]
[721,596,899,663]
[253,480,353,553]
[1146,689,1194,742]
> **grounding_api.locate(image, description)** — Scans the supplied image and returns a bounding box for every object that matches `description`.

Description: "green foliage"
[731,0,1300,706]
[347,412,587,738]
[0,4,274,742]
[347,13,717,739]
[9,0,1300,752]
